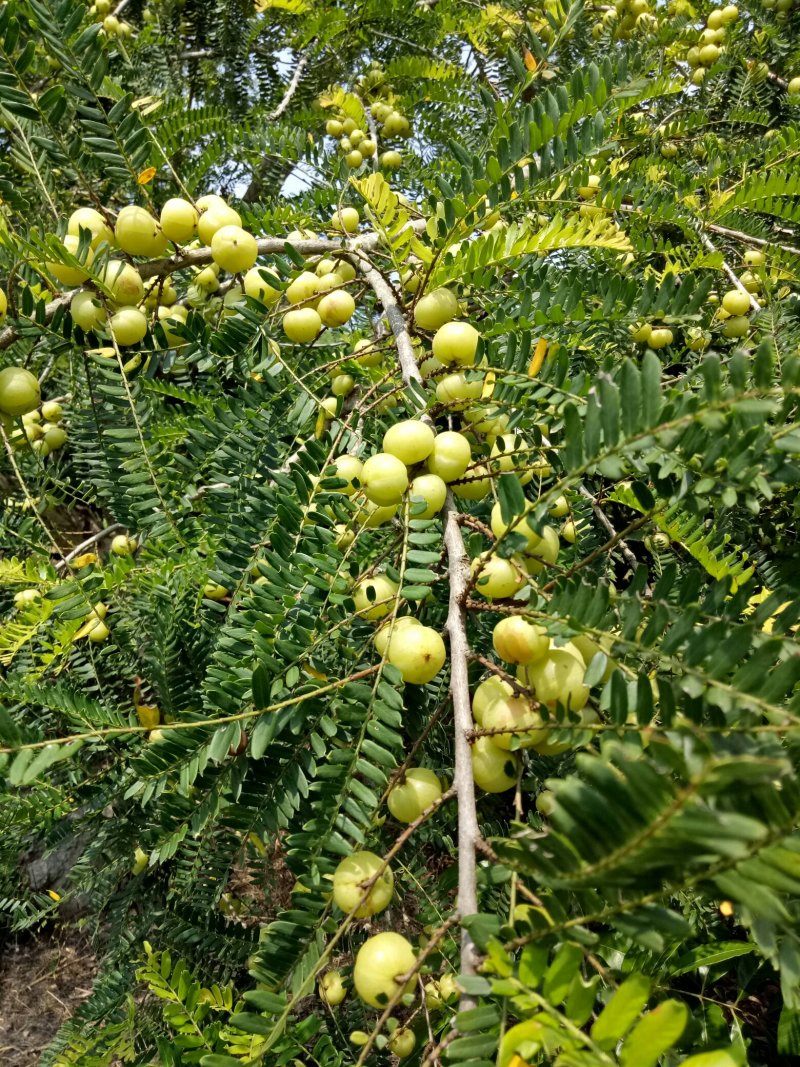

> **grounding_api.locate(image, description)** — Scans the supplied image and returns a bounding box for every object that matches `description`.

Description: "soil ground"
[0,928,99,1067]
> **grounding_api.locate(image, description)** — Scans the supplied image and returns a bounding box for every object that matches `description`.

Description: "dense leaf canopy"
[1,0,800,1064]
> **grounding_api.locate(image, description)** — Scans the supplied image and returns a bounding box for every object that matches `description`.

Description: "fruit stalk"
[358,252,481,1003]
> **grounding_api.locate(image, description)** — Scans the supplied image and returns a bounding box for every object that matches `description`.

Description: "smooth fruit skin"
[354,574,398,621]
[361,452,408,505]
[471,736,520,792]
[473,555,526,600]
[88,620,110,642]
[788,77,800,96]
[409,473,447,518]
[0,366,41,416]
[388,768,443,822]
[157,305,189,347]
[111,534,137,556]
[483,693,546,749]
[452,464,491,500]
[47,234,93,285]
[320,971,347,1006]
[160,198,198,243]
[330,454,362,495]
[210,225,258,272]
[432,321,480,366]
[318,290,355,327]
[43,424,67,450]
[723,315,749,338]
[520,647,589,711]
[427,431,471,482]
[647,327,673,349]
[68,207,114,248]
[388,624,446,684]
[413,288,459,331]
[383,419,436,465]
[41,400,62,422]
[388,1029,416,1058]
[380,150,402,170]
[197,204,242,245]
[721,288,751,316]
[353,338,382,367]
[472,676,513,726]
[374,616,420,657]
[332,850,394,917]
[493,617,549,664]
[490,502,541,552]
[243,266,280,305]
[115,205,167,257]
[285,270,320,305]
[102,261,144,306]
[110,307,148,346]
[332,207,360,233]
[70,291,106,331]
[353,932,416,1008]
[283,308,322,343]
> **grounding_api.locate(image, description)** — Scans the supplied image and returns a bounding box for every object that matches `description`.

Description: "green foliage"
[0,0,799,1064]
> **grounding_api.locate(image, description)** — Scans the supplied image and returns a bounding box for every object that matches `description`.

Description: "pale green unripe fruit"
[71,290,106,331]
[14,588,41,609]
[110,307,148,346]
[438,973,459,1002]
[332,851,393,917]
[315,257,337,277]
[88,620,110,642]
[723,315,750,338]
[354,498,398,528]
[490,502,541,551]
[699,43,720,65]
[285,270,320,305]
[160,198,198,243]
[110,533,137,556]
[471,736,520,792]
[283,308,321,343]
[452,464,491,500]
[519,646,589,711]
[157,304,189,347]
[43,423,67,450]
[647,327,674,349]
[47,234,93,285]
[409,473,447,518]
[204,581,229,601]
[331,373,354,396]
[349,129,365,146]
[361,452,408,505]
[243,266,280,305]
[789,77,800,96]
[549,495,570,519]
[0,367,40,416]
[101,260,144,306]
[630,322,652,343]
[197,204,241,245]
[387,768,443,822]
[194,265,220,292]
[331,207,360,233]
[374,616,420,657]
[578,173,601,199]
[114,205,167,257]
[41,400,62,422]
[334,260,357,283]
[353,338,382,367]
[483,693,546,749]
[360,138,376,157]
[345,150,363,168]
[210,225,258,273]
[68,206,114,248]
[341,117,357,135]
[472,555,526,599]
[388,1029,416,1058]
[195,194,227,212]
[427,431,471,482]
[472,676,513,726]
[436,372,483,407]
[383,419,436,465]
[490,433,537,486]
[432,321,481,366]
[354,574,398,621]
[722,289,751,316]
[721,2,738,19]
[381,150,402,170]
[387,623,446,684]
[526,525,560,567]
[326,119,344,137]
[316,271,343,293]
[413,287,459,331]
[493,617,549,664]
[353,932,416,1008]
[320,970,347,1006]
[740,271,761,294]
[318,290,355,327]
[329,454,362,495]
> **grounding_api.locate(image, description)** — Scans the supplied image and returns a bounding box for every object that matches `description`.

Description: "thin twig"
[697,230,761,311]
[269,48,312,120]
[578,485,643,578]
[55,523,124,571]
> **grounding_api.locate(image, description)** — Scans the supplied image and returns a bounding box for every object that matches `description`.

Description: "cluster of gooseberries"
[0,364,67,457]
[685,4,738,83]
[86,0,134,38]
[325,108,406,172]
[593,0,658,39]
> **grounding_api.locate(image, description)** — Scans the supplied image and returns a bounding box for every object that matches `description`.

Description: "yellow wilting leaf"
[71,552,98,569]
[47,889,61,901]
[131,96,162,116]
[137,167,157,185]
[528,337,549,377]
[523,48,537,72]
[136,704,161,729]
[304,664,329,681]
